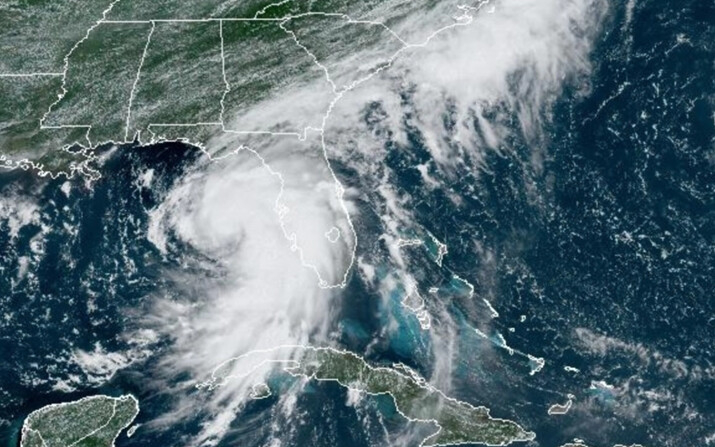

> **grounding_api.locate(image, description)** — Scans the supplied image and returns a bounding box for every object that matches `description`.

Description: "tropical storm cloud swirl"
[0,0,712,447]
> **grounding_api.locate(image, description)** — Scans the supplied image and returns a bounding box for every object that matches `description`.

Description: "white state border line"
[39,0,121,130]
[8,4,548,446]
[0,73,64,78]
[7,3,482,146]
[278,20,339,93]
[102,12,376,24]
[3,1,494,290]
[218,20,230,126]
[253,0,291,19]
[124,21,155,142]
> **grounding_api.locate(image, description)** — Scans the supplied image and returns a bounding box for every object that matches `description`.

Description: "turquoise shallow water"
[1,1,713,446]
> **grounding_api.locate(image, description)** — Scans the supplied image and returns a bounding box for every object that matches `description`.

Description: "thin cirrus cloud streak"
[327,0,608,173]
[409,0,607,168]
[126,0,610,444]
[322,0,609,392]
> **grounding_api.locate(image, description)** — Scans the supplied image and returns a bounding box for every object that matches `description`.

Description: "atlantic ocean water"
[0,1,713,446]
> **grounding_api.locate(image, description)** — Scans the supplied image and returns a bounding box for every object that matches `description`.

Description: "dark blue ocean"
[1,1,713,446]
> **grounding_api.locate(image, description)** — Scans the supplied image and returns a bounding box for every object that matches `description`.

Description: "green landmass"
[0,76,96,176]
[210,347,535,447]
[44,22,153,145]
[21,395,139,447]
[107,0,286,21]
[0,0,112,73]
[281,14,406,91]
[293,348,534,446]
[128,21,225,137]
[144,124,224,151]
[220,20,335,134]
[0,0,484,176]
[0,76,79,155]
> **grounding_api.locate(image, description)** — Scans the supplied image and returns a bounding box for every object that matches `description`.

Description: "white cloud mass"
[135,0,610,443]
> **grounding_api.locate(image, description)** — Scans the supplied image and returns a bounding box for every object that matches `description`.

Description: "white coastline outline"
[19,394,139,447]
[2,6,647,447]
[1,0,495,290]
[199,344,537,447]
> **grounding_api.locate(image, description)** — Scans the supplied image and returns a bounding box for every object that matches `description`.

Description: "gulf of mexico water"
[0,0,712,446]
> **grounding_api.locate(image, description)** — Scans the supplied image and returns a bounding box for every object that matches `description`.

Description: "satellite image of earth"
[0,1,713,447]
